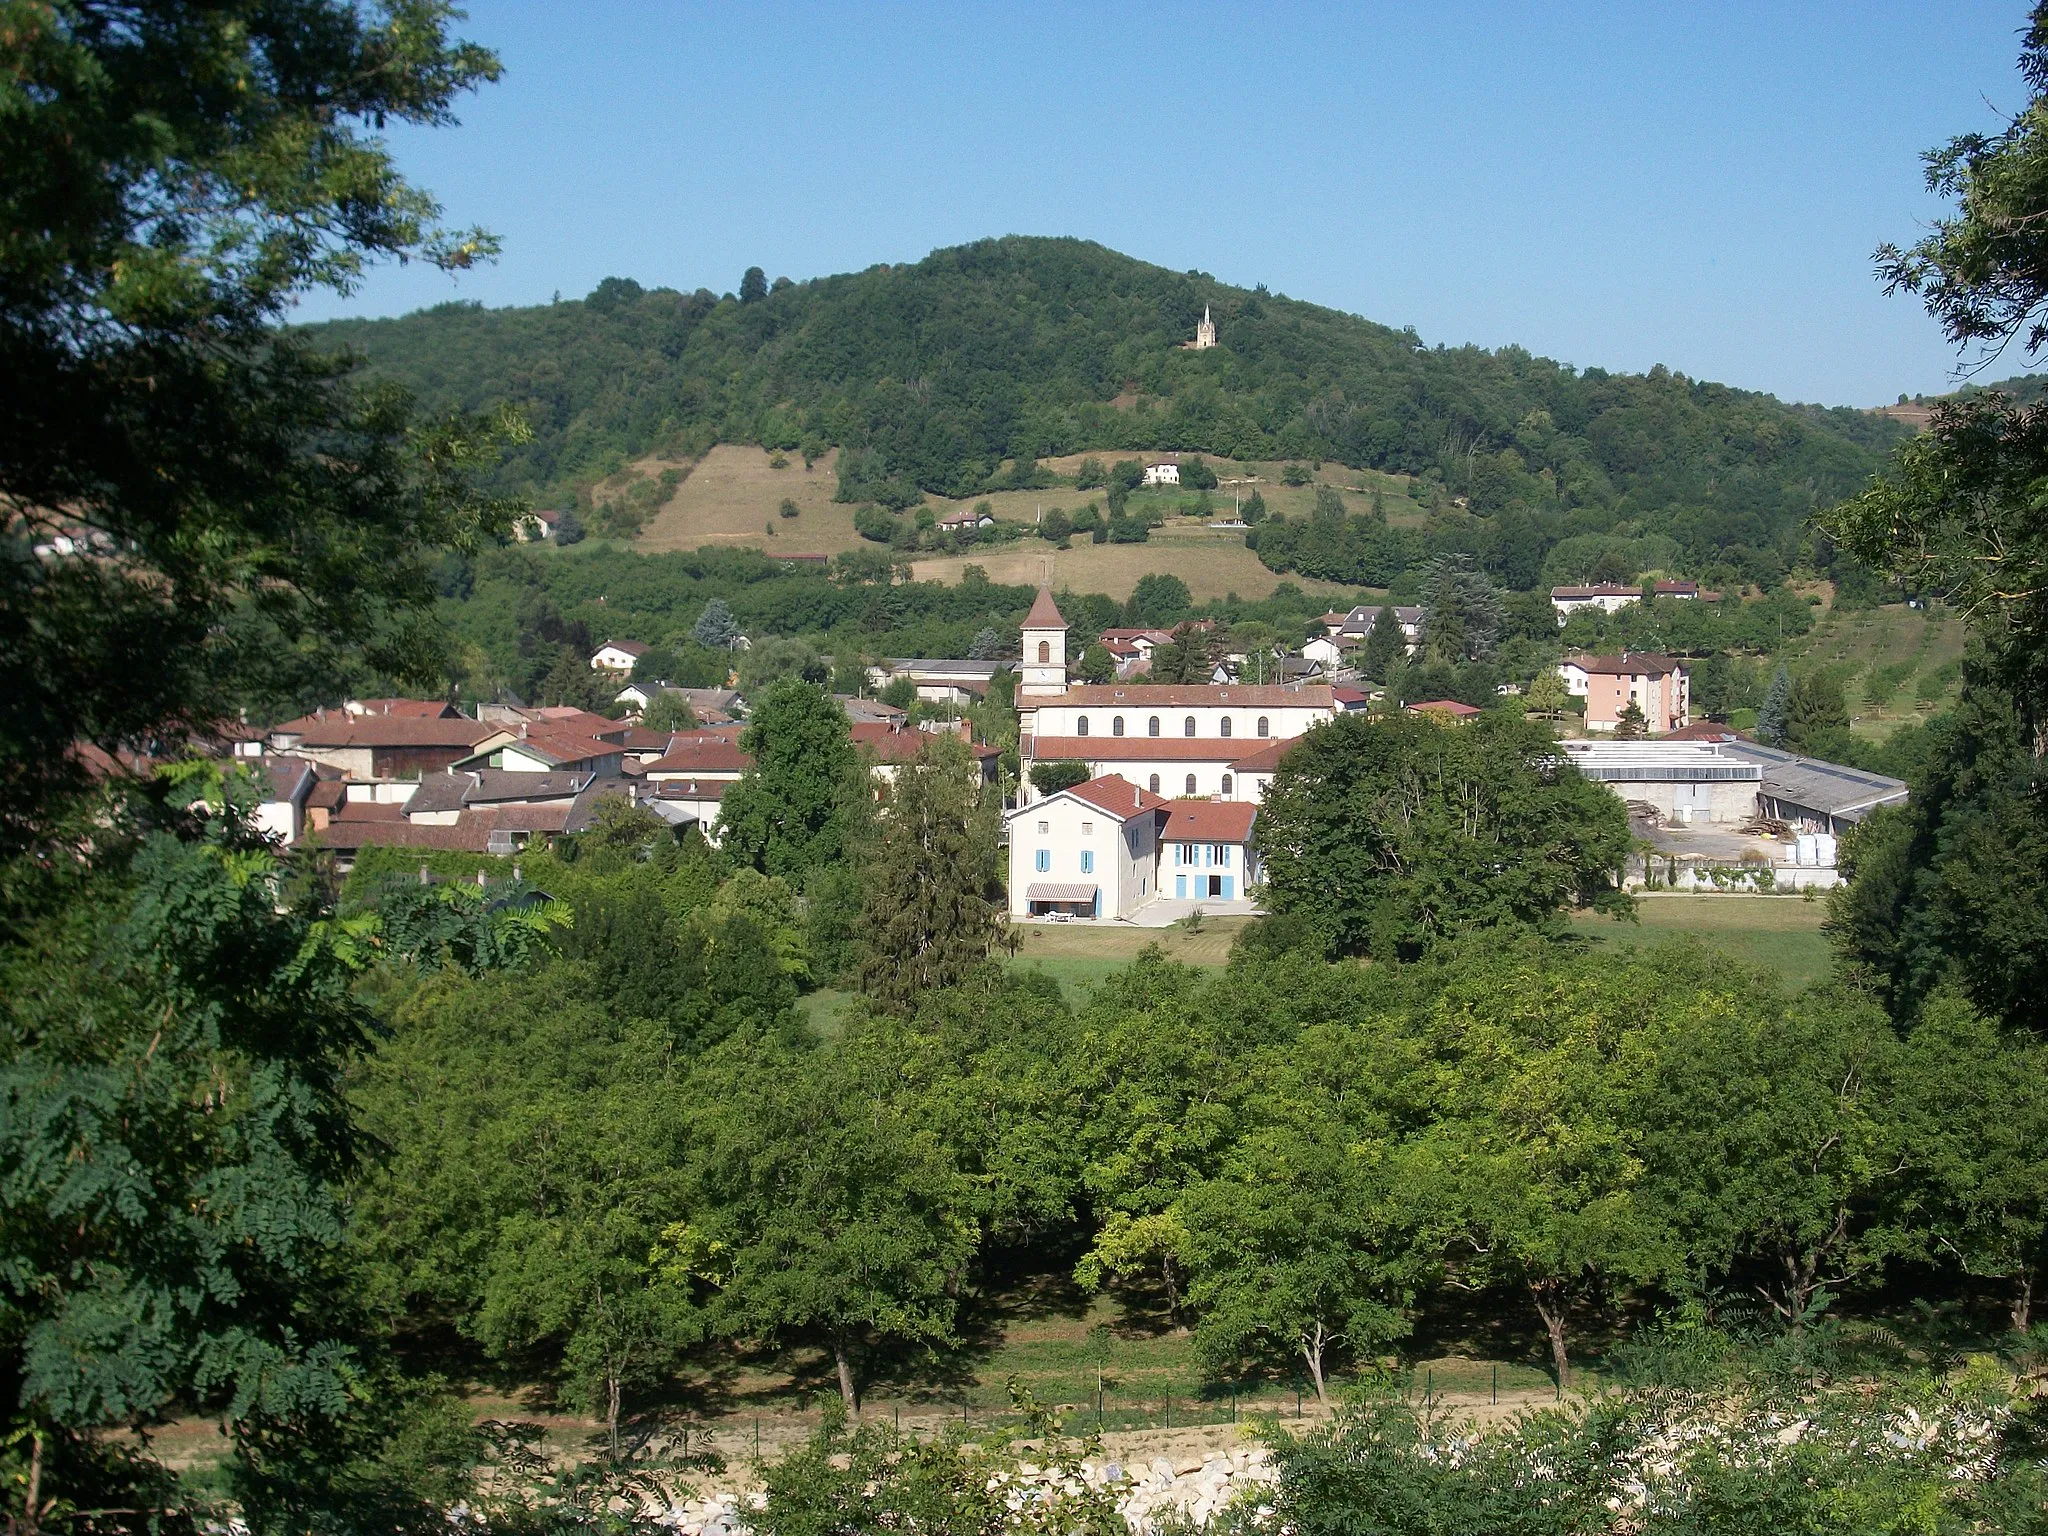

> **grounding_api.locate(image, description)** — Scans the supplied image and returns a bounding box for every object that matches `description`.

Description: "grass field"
[631,445,1400,601]
[1570,891,1834,989]
[1783,601,1968,740]
[1004,915,1251,998]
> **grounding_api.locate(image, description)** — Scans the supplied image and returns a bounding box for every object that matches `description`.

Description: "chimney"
[1133,785,1140,809]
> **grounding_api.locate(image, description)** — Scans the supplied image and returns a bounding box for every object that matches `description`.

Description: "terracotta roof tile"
[1064,774,1168,820]
[1159,799,1257,842]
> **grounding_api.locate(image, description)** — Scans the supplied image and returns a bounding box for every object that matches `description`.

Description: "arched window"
[1185,774,1198,794]
[1037,640,1050,664]
[1258,716,1270,737]
[1148,774,1160,793]
[1148,716,1160,737]
[1220,718,1233,738]
[1183,716,1196,737]
[1077,716,1089,737]
[1112,715,1125,737]
[1221,774,1234,797]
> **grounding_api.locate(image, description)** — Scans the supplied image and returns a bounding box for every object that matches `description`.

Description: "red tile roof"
[1551,584,1642,599]
[1063,774,1168,820]
[600,638,650,657]
[1033,684,1335,707]
[346,698,462,718]
[1227,737,1303,773]
[1159,799,1257,843]
[1024,587,1068,629]
[648,778,730,802]
[276,713,502,749]
[1569,653,1686,678]
[643,737,754,775]
[506,729,620,766]
[1664,722,1745,742]
[1029,736,1276,762]
[1407,700,1481,717]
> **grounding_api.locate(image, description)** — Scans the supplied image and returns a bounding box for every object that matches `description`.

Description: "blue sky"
[301,2,2034,406]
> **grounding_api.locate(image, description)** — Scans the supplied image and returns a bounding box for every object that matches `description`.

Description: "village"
[244,567,1906,918]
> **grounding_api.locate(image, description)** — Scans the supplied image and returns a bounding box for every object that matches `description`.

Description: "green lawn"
[1571,892,1834,989]
[1001,917,1250,1000]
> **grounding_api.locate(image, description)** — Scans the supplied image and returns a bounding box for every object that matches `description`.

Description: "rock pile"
[658,1446,1278,1535]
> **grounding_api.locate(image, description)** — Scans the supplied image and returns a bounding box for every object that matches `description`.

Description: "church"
[1014,588,1334,804]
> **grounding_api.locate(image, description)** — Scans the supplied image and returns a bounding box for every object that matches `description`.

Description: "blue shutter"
[1221,876,1234,899]
[1176,874,1186,899]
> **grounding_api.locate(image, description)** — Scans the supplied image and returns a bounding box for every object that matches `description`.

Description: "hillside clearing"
[1782,601,1968,738]
[1570,892,1832,989]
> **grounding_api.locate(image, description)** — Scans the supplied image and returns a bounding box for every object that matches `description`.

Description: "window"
[1148,716,1160,737]
[1077,716,1089,737]
[1148,774,1160,793]
[1258,715,1270,737]
[1221,774,1234,797]
[1081,821,1093,835]
[1081,849,1094,874]
[1183,716,1196,737]
[1037,640,1050,663]
[1037,820,1048,835]
[1112,716,1124,737]
[1035,849,1050,872]
[1185,774,1197,794]
[1213,844,1231,867]
[1220,718,1232,737]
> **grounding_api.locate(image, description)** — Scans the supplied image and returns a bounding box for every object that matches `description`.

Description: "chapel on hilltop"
[1184,305,1217,350]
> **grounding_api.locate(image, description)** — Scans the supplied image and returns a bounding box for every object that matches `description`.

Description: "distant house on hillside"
[1142,463,1180,487]
[1550,584,1643,621]
[936,509,995,532]
[589,639,649,674]
[1560,653,1691,734]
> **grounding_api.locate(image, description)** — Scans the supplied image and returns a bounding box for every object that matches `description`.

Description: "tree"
[554,506,586,544]
[1127,573,1193,627]
[684,1032,975,1414]
[740,266,768,305]
[1074,457,1107,490]
[1282,463,1313,486]
[1755,666,1792,746]
[967,626,1006,660]
[1178,1113,1421,1404]
[1148,627,1217,685]
[0,0,513,851]
[693,597,741,649]
[1421,555,1506,663]
[1240,489,1268,523]
[1180,457,1219,490]
[1029,760,1092,795]
[1038,507,1071,543]
[1253,714,1633,959]
[1524,669,1570,717]
[718,682,863,878]
[856,738,1006,1010]
[1361,606,1404,681]
[1073,643,1117,684]
[779,497,800,518]
[1614,699,1648,739]
[1784,671,1850,758]
[641,690,698,733]
[1425,949,1675,1386]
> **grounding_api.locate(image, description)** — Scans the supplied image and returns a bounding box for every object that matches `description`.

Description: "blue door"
[1175,874,1186,899]
[1221,876,1234,899]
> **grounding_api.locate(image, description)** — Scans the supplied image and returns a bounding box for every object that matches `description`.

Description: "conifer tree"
[1756,666,1793,746]
[857,737,1006,1011]
[1361,606,1404,681]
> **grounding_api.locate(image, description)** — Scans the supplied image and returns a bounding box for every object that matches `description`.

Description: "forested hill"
[304,235,1906,547]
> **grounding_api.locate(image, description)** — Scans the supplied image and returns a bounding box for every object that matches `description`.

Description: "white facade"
[590,642,647,674]
[1022,689,1333,743]
[1007,781,1161,919]
[1550,586,1641,621]
[1142,463,1181,487]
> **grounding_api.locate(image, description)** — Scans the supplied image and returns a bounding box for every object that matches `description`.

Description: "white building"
[1142,463,1181,487]
[1008,775,1166,919]
[590,639,650,674]
[1560,740,1764,824]
[1190,305,1217,350]
[1016,588,1333,802]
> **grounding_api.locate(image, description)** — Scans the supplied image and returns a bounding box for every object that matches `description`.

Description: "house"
[1332,686,1373,713]
[639,730,753,784]
[1005,775,1166,920]
[514,508,558,542]
[1161,799,1258,901]
[851,720,1003,784]
[589,639,650,674]
[1561,740,1764,824]
[1300,633,1360,672]
[269,710,512,781]
[343,697,464,720]
[1562,653,1691,733]
[613,684,741,722]
[1550,584,1645,621]
[868,657,1006,705]
[454,726,625,777]
[1099,628,1177,661]
[1223,737,1297,803]
[936,508,995,532]
[1653,580,1719,601]
[1141,463,1180,487]
[256,757,317,846]
[402,768,605,825]
[1322,605,1423,651]
[838,695,908,726]
[631,777,730,839]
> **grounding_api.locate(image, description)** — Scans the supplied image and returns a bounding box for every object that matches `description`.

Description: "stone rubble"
[656,1446,1278,1535]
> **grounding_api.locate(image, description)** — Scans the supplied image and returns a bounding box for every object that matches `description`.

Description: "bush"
[1282,462,1313,486]
[778,498,799,518]
[1028,760,1091,795]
